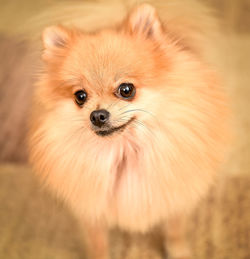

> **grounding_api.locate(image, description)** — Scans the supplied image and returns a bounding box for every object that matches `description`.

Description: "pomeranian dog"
[28,0,230,258]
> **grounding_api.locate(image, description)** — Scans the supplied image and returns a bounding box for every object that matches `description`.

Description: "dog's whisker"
[120,108,156,118]
[132,119,157,139]
[106,100,120,110]
[118,103,132,112]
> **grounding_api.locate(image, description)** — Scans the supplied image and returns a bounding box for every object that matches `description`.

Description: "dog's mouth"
[95,117,135,137]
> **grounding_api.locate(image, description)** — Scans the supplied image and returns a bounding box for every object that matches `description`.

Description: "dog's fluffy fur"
[28,0,230,258]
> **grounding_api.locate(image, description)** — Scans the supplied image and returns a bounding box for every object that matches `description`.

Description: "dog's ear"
[42,25,72,61]
[126,4,163,40]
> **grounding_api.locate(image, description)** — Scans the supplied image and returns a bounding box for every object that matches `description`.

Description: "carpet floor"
[0,164,249,259]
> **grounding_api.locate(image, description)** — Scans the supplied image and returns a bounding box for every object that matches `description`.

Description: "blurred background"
[0,0,249,258]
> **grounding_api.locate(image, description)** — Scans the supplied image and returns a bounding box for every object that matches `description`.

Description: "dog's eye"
[74,90,87,106]
[116,83,136,100]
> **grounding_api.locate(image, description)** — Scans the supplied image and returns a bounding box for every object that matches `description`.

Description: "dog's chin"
[94,117,135,137]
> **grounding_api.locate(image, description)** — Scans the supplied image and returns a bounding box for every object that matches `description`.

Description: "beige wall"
[208,0,250,34]
[0,0,250,35]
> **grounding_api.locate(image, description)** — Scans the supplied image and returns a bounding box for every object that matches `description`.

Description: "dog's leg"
[163,215,191,259]
[83,221,110,259]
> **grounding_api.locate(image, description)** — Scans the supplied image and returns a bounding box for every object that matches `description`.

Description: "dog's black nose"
[90,109,110,127]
